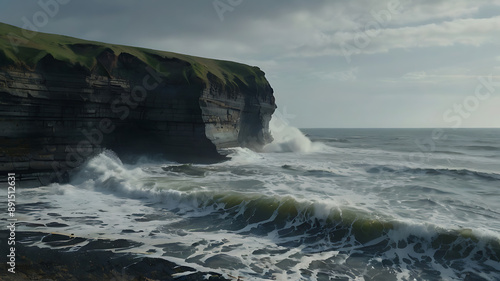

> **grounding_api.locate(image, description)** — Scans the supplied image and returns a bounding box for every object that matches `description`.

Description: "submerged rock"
[0,22,276,184]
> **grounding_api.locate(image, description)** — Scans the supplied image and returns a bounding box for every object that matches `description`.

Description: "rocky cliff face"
[0,23,276,184]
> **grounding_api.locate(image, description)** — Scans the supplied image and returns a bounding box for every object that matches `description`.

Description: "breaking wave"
[263,116,327,153]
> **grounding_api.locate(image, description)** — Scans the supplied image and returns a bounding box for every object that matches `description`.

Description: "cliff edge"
[0,23,276,184]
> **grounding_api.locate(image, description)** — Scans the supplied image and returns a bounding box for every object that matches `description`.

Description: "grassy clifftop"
[0,22,268,89]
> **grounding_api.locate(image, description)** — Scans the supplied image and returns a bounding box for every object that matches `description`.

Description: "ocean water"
[9,121,500,280]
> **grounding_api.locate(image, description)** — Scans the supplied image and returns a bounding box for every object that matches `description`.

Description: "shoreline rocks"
[0,231,230,281]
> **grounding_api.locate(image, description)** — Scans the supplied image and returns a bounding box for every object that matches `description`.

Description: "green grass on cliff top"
[0,22,268,88]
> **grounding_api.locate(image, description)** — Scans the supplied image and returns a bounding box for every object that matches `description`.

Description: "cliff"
[0,23,276,184]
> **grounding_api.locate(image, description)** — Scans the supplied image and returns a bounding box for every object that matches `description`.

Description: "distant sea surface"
[9,126,500,280]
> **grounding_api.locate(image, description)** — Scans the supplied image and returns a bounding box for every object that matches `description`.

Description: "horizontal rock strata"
[0,23,276,184]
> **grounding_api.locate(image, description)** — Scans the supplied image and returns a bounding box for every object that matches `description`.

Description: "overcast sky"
[2,0,500,128]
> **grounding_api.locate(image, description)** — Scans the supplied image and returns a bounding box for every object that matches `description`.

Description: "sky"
[1,0,500,128]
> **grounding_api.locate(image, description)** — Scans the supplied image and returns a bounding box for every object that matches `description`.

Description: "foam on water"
[10,128,500,280]
[14,152,499,279]
[61,150,500,232]
[221,147,264,165]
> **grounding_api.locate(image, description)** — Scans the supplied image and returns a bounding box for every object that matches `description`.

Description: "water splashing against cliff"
[263,116,325,153]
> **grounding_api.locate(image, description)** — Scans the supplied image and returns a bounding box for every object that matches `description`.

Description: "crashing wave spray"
[263,115,325,153]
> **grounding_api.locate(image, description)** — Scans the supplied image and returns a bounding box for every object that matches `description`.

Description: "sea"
[8,119,500,280]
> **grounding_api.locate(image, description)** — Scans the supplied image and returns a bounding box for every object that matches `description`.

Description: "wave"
[221,147,264,165]
[160,191,500,280]
[432,150,466,156]
[366,165,500,181]
[312,137,351,143]
[162,164,208,177]
[263,117,327,153]
[465,145,500,151]
[281,164,339,177]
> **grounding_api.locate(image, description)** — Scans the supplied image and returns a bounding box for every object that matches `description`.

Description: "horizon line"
[298,127,500,129]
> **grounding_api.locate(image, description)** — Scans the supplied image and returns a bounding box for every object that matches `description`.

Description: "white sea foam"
[12,128,500,280]
[222,147,264,165]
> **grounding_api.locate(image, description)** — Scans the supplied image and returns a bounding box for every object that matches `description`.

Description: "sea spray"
[263,116,326,153]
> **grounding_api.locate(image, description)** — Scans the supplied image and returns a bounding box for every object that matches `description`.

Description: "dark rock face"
[201,72,275,150]
[0,48,275,184]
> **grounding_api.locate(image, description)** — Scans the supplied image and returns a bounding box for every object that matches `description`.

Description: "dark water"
[5,127,500,280]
